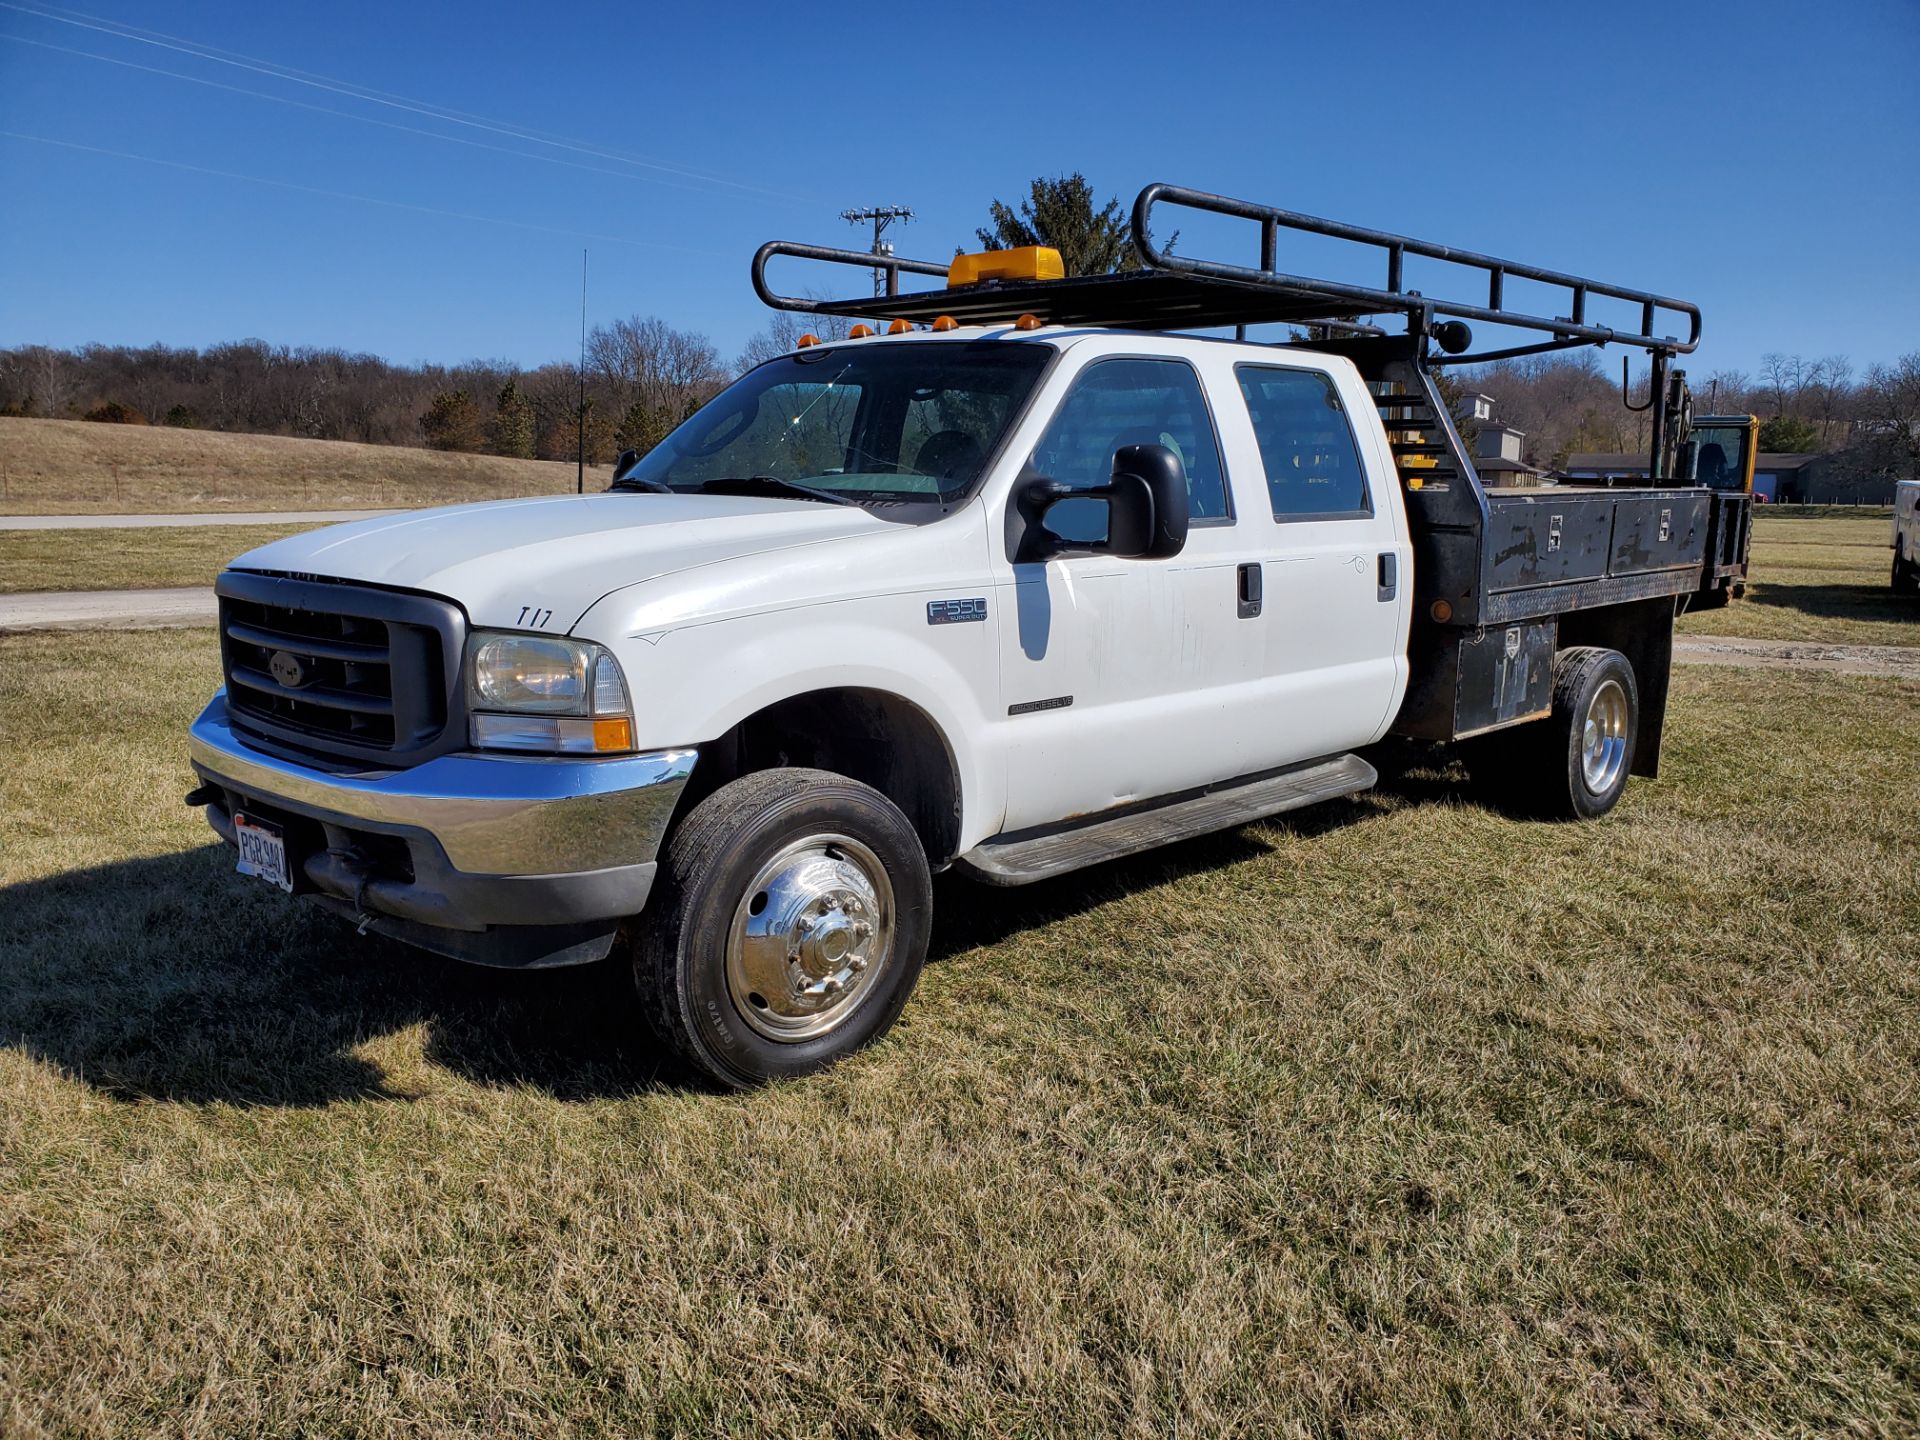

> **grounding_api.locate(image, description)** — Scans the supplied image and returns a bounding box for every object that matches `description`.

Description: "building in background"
[1453,392,1549,486]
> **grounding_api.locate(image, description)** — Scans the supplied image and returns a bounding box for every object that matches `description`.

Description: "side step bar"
[956,753,1378,886]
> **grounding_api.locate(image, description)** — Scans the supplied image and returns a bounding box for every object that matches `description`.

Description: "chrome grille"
[216,572,465,765]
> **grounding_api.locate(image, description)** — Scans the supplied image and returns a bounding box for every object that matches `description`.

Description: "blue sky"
[2,0,1915,377]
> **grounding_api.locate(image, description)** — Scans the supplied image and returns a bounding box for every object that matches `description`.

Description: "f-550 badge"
[926,597,988,625]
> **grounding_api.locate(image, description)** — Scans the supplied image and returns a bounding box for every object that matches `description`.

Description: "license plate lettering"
[233,812,292,893]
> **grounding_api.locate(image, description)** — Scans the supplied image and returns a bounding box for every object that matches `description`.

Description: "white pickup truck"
[1894,479,1920,593]
[188,185,1723,1086]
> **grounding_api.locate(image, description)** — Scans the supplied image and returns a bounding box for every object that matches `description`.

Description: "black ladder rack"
[750,182,1702,367]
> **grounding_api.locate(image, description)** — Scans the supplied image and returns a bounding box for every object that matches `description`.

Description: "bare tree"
[1809,355,1854,446]
[1759,352,1811,419]
[588,316,725,416]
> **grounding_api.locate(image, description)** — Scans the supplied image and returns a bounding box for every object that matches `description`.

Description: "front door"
[992,354,1248,831]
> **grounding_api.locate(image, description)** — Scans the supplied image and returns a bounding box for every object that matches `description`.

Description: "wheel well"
[681,688,963,866]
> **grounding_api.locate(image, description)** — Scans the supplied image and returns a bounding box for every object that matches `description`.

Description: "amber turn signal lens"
[1429,600,1453,623]
[1013,313,1042,331]
[848,323,875,339]
[796,333,821,348]
[886,318,912,335]
[592,717,634,753]
[930,315,958,332]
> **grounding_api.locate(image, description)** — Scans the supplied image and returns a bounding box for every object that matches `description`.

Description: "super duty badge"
[927,597,988,625]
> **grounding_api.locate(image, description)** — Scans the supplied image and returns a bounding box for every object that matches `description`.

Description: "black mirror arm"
[1013,477,1132,563]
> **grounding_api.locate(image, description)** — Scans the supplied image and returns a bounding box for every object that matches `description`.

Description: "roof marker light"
[848,323,875,339]
[886,319,912,335]
[931,315,958,332]
[796,333,821,348]
[1013,313,1042,331]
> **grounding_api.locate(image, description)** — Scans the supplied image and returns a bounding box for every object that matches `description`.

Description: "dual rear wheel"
[1471,645,1640,821]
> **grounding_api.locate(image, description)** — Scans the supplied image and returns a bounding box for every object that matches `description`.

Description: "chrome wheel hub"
[725,834,893,1042]
[1580,677,1630,795]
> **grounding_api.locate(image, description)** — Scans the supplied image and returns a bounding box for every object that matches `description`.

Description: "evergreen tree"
[1758,414,1822,453]
[580,399,616,466]
[419,389,485,452]
[973,174,1172,276]
[615,399,675,456]
[489,380,535,458]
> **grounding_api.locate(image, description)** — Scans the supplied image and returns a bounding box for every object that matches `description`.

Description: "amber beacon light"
[946,245,1066,287]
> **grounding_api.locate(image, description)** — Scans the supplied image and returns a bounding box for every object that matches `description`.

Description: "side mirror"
[1013,442,1190,562]
[1106,443,1190,559]
[611,447,642,482]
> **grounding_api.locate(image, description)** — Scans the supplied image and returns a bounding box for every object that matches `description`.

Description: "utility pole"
[576,248,588,495]
[841,205,914,298]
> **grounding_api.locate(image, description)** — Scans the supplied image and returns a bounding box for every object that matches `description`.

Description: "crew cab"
[188,184,1724,1087]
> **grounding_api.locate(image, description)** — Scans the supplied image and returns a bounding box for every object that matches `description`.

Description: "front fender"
[589,596,1005,849]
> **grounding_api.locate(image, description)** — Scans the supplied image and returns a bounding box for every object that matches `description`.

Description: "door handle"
[1377,552,1398,602]
[1237,562,1263,618]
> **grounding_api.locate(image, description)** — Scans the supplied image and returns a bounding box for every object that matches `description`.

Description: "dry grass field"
[0,417,590,515]
[1680,510,1915,647]
[0,523,322,594]
[2,626,1916,1437]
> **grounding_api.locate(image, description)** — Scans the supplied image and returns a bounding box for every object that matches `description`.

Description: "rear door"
[1207,354,1411,762]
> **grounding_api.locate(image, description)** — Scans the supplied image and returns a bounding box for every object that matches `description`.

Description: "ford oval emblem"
[269,650,308,689]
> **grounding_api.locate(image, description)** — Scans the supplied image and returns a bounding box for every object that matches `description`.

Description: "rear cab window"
[1234,364,1372,522]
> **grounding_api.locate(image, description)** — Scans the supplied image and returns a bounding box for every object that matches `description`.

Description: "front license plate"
[233,811,293,893]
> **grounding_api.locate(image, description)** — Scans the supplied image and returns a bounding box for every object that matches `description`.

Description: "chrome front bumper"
[187,692,698,965]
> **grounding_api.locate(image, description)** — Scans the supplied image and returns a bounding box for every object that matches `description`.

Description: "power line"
[841,206,915,298]
[0,130,724,255]
[0,0,817,204]
[0,33,789,204]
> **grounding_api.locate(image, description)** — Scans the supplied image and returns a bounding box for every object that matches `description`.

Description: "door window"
[1235,365,1371,521]
[1029,358,1230,544]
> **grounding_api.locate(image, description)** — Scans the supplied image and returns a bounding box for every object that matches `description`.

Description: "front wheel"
[633,768,932,1089]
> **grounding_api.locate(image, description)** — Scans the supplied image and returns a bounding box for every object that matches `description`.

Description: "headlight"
[466,631,634,754]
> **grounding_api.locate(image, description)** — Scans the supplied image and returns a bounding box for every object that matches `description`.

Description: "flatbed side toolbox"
[1610,493,1710,575]
[1485,496,1613,590]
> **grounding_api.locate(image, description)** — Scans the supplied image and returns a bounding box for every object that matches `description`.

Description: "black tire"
[634,767,932,1089]
[1895,552,1918,595]
[1478,646,1639,821]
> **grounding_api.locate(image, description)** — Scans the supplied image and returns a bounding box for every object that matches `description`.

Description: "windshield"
[623,341,1052,505]
[1690,422,1754,491]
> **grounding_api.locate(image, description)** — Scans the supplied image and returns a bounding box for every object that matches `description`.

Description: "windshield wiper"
[695,475,856,507]
[609,476,671,493]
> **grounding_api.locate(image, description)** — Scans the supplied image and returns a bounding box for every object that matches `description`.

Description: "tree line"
[0,314,806,466]
[1456,349,1920,493]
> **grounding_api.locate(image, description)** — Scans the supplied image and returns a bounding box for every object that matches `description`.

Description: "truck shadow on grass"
[1739,579,1915,627]
[2,798,1403,1108]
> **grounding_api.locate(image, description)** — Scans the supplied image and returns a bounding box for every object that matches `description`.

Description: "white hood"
[228,492,892,632]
